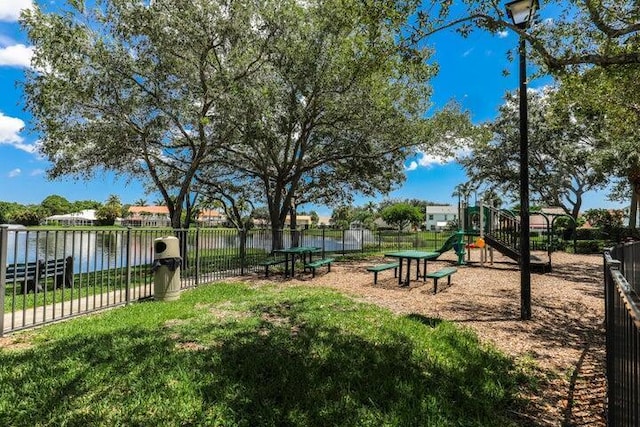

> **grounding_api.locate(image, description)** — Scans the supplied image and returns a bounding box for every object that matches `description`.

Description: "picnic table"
[383,250,440,287]
[274,246,321,278]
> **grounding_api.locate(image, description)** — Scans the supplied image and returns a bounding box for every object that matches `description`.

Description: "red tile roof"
[128,206,169,214]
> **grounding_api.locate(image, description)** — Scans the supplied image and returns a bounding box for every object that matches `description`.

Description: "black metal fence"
[604,244,640,426]
[1,226,454,335]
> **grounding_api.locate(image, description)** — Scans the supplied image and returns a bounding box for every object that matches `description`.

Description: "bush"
[574,240,602,254]
[604,227,640,244]
[575,228,602,241]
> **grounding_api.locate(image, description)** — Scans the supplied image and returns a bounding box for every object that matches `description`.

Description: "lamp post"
[506,0,538,320]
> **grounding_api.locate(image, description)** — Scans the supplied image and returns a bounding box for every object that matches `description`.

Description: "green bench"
[304,258,334,278]
[257,258,287,277]
[366,262,399,285]
[425,267,457,294]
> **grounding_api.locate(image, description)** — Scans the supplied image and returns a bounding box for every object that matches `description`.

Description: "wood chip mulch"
[238,250,607,427]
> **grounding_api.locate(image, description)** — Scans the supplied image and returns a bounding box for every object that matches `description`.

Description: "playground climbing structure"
[484,207,551,272]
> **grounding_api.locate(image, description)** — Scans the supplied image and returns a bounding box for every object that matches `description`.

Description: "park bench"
[425,267,457,294]
[304,258,334,278]
[257,257,287,277]
[366,262,399,285]
[4,257,73,294]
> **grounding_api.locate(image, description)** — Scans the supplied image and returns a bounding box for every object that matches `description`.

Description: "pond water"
[2,229,375,274]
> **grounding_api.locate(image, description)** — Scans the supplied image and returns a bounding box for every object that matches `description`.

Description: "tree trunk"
[182,193,196,229]
[268,203,284,252]
[168,200,189,269]
[290,202,299,247]
[630,190,638,229]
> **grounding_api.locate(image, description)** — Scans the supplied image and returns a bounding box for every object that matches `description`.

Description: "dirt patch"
[0,334,35,351]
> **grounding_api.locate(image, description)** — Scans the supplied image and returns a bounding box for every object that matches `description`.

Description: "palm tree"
[480,188,503,208]
[134,198,147,206]
[451,182,477,206]
[106,194,121,206]
[363,201,377,213]
[452,181,478,231]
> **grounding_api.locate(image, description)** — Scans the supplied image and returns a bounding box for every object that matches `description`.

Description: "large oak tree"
[23,0,467,249]
[459,88,606,219]
[22,0,274,228]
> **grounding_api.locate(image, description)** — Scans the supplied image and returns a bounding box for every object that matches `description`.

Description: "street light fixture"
[505,0,538,320]
[505,0,539,28]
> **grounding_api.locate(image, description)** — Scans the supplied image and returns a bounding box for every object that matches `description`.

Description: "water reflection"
[3,228,374,274]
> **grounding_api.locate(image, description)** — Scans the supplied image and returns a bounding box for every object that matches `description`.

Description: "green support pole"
[455,230,466,265]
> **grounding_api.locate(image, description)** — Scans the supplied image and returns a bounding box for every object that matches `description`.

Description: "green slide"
[435,234,461,254]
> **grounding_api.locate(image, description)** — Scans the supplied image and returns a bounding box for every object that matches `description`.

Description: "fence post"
[322,228,326,259]
[195,228,200,285]
[125,227,131,305]
[342,229,345,255]
[0,226,7,336]
[240,229,246,276]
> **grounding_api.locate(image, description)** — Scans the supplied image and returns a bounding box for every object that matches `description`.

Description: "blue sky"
[0,1,625,216]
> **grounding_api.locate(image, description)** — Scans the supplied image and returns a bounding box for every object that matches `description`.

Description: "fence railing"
[604,244,640,426]
[1,226,454,335]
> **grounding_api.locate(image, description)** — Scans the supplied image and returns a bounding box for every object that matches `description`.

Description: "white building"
[43,209,99,226]
[425,205,458,231]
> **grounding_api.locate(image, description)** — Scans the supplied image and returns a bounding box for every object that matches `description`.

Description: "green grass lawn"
[0,283,531,426]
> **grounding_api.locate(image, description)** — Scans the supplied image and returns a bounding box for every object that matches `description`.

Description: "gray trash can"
[152,236,182,301]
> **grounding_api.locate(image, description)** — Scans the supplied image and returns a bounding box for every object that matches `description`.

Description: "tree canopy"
[414,1,640,72]
[22,0,464,243]
[459,88,607,219]
[22,0,273,228]
[551,65,640,225]
[40,194,71,216]
[380,203,424,231]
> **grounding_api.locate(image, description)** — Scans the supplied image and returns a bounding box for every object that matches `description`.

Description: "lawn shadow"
[0,295,530,426]
[404,313,443,328]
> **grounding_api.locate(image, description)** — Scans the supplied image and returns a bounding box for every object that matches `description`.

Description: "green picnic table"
[274,246,321,278]
[383,250,440,287]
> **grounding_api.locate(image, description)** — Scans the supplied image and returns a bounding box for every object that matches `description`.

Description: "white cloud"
[0,112,25,143]
[0,112,38,153]
[8,168,21,178]
[30,168,45,176]
[0,44,34,67]
[0,0,33,22]
[12,141,37,153]
[462,48,474,57]
[406,146,472,171]
[497,30,508,38]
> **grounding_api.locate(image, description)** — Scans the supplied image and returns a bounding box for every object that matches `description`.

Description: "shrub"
[574,240,601,254]
[575,228,602,241]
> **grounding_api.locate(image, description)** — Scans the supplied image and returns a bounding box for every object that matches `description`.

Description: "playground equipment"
[426,199,575,271]
[455,199,577,273]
